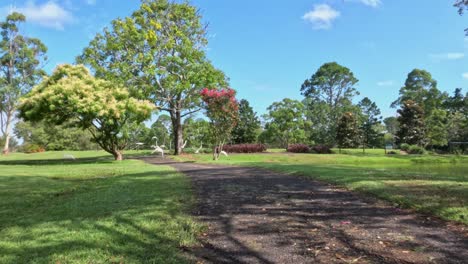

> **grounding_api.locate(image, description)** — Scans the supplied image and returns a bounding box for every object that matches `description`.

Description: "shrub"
[222,144,267,153]
[408,145,426,155]
[312,145,332,154]
[400,143,410,152]
[22,144,46,153]
[387,151,398,155]
[287,144,310,153]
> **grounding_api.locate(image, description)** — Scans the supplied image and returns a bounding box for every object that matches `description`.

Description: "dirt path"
[141,158,468,264]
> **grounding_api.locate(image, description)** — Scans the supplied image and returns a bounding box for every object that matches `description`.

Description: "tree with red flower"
[200,88,239,160]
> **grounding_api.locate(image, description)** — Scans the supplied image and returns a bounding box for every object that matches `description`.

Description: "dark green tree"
[231,99,261,144]
[336,112,359,152]
[358,97,382,152]
[391,69,446,116]
[396,100,426,146]
[383,117,399,136]
[425,109,448,148]
[0,12,47,154]
[77,0,227,155]
[301,62,359,145]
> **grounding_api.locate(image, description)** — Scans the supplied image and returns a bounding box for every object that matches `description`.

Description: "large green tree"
[301,62,359,145]
[391,69,446,116]
[396,100,426,146]
[0,12,47,154]
[77,0,227,155]
[263,98,310,149]
[336,112,359,152]
[358,97,382,152]
[231,99,261,144]
[19,65,154,160]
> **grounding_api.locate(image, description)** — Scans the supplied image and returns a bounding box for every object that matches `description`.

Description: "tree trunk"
[2,134,10,155]
[112,150,123,161]
[171,110,184,155]
[2,113,12,155]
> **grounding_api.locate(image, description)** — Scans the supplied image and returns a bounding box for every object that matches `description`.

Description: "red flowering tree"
[200,88,239,160]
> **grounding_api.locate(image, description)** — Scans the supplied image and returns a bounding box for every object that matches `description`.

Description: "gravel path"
[141,158,468,264]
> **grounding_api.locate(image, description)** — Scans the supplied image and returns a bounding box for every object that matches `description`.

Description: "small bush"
[222,144,267,153]
[22,144,46,154]
[400,143,410,152]
[387,151,398,155]
[312,145,332,154]
[408,145,426,155]
[287,144,310,153]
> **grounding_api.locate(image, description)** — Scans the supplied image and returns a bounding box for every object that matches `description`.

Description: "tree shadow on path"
[142,157,468,264]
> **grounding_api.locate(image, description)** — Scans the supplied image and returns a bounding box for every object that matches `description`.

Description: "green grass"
[0,151,201,264]
[176,152,468,225]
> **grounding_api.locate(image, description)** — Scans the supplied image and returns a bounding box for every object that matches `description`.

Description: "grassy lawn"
[176,151,468,225]
[0,151,201,264]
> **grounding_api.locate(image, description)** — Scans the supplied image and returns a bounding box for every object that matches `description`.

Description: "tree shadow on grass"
[0,167,198,263]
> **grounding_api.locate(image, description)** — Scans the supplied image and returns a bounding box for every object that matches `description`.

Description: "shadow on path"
[141,157,468,264]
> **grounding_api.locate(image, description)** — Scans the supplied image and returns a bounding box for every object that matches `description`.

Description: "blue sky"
[1,0,467,118]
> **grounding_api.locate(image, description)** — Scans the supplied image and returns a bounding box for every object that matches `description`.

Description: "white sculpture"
[195,143,203,154]
[63,154,76,160]
[151,136,164,158]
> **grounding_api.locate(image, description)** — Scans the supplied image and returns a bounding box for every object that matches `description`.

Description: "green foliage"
[400,143,410,152]
[231,99,261,144]
[336,112,359,149]
[358,97,383,151]
[20,143,45,153]
[391,69,446,116]
[77,0,227,155]
[426,109,448,148]
[408,145,426,155]
[19,64,155,160]
[263,98,310,148]
[183,117,210,149]
[397,100,426,146]
[0,12,47,153]
[301,62,359,145]
[14,120,96,151]
[383,117,399,136]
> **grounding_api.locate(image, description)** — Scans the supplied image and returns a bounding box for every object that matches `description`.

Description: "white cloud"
[86,0,96,5]
[345,0,382,8]
[463,72,468,80]
[302,4,340,30]
[6,1,74,30]
[359,0,382,7]
[377,80,394,86]
[429,52,465,60]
